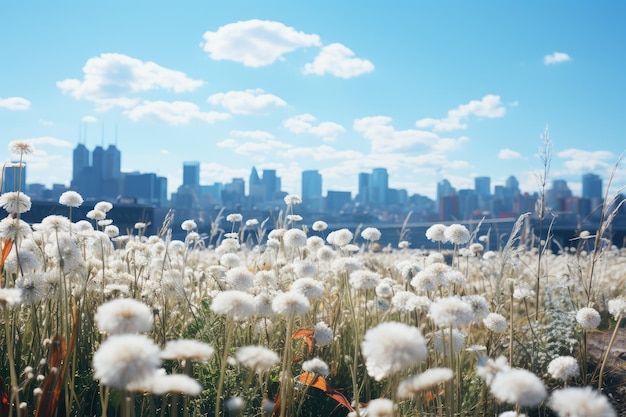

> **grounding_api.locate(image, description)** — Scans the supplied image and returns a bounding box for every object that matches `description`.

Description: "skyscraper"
[357,172,370,204]
[2,162,26,193]
[249,166,264,201]
[183,161,200,188]
[582,173,602,200]
[302,170,323,212]
[262,169,277,201]
[474,176,491,199]
[370,168,389,205]
[72,143,89,182]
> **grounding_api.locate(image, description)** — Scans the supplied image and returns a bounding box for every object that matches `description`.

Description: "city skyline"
[1,2,625,199]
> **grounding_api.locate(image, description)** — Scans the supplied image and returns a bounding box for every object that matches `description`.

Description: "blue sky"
[1,1,625,199]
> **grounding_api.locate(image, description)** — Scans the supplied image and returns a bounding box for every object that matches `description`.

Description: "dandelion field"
[1,140,626,417]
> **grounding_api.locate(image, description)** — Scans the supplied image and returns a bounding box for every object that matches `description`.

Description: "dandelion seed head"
[226,213,243,222]
[161,339,214,362]
[361,227,382,242]
[181,219,197,231]
[283,228,307,248]
[0,192,32,214]
[148,373,203,396]
[272,291,310,316]
[327,228,353,246]
[444,224,471,245]
[313,321,333,347]
[235,345,280,373]
[317,246,335,262]
[210,290,256,321]
[226,266,254,291]
[87,210,106,220]
[547,356,579,381]
[286,214,302,222]
[95,298,154,335]
[392,291,431,314]
[548,386,616,417]
[15,273,49,304]
[349,270,381,290]
[463,295,490,321]
[429,296,474,328]
[284,194,302,205]
[58,191,83,208]
[608,298,626,319]
[312,220,328,231]
[355,398,394,417]
[92,334,161,391]
[361,321,428,381]
[425,224,448,243]
[483,313,508,333]
[490,368,546,407]
[291,278,324,300]
[576,307,601,329]
[397,368,454,398]
[433,328,466,353]
[302,357,329,377]
[0,288,23,307]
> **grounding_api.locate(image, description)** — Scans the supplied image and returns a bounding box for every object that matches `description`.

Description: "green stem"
[215,318,235,417]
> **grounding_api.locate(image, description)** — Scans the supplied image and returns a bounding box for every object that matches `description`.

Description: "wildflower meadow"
[1,139,625,417]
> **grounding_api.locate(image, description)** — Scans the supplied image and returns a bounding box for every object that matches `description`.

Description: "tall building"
[357,172,370,204]
[302,170,323,212]
[474,177,491,199]
[437,179,456,203]
[183,161,200,188]
[72,143,89,182]
[2,162,26,193]
[582,173,602,200]
[249,166,264,202]
[370,168,389,205]
[262,169,278,201]
[102,145,122,198]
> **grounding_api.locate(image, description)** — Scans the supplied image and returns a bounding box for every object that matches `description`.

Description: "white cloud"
[160,149,170,155]
[217,138,239,148]
[498,148,522,160]
[82,115,98,123]
[39,119,53,126]
[207,89,286,115]
[415,94,506,131]
[544,52,572,65]
[277,145,362,161]
[28,137,73,147]
[557,148,614,171]
[431,136,470,152]
[353,116,437,153]
[124,100,231,125]
[0,96,31,110]
[283,114,345,142]
[57,53,204,110]
[200,19,321,67]
[303,43,374,79]
[230,130,275,141]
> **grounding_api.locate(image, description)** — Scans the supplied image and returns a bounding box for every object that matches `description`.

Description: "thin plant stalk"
[215,318,235,417]
[598,314,622,391]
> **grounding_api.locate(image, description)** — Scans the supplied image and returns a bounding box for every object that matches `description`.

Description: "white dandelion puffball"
[547,356,579,381]
[361,321,428,381]
[9,139,34,155]
[283,228,307,248]
[327,228,353,246]
[425,224,448,243]
[95,298,154,335]
[576,307,601,330]
[226,213,243,222]
[608,298,626,320]
[291,278,325,300]
[357,398,394,417]
[444,224,471,245]
[302,357,329,377]
[181,219,197,231]
[0,192,32,214]
[284,194,302,205]
[397,367,453,398]
[58,191,84,208]
[93,334,162,391]
[235,345,280,373]
[428,296,474,328]
[489,368,546,407]
[548,386,616,417]
[272,291,310,316]
[210,290,256,321]
[361,227,382,242]
[161,339,214,362]
[483,313,508,333]
[149,373,203,396]
[313,321,333,347]
[312,220,328,232]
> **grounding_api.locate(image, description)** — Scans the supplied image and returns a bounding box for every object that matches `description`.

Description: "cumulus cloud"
[498,148,522,160]
[57,53,203,110]
[544,52,572,65]
[0,96,31,110]
[28,137,73,147]
[82,115,98,123]
[557,148,614,171]
[303,43,374,79]
[200,19,321,67]
[207,89,286,115]
[283,114,345,142]
[353,116,438,153]
[278,145,362,161]
[124,100,231,125]
[415,94,506,131]
[230,130,275,141]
